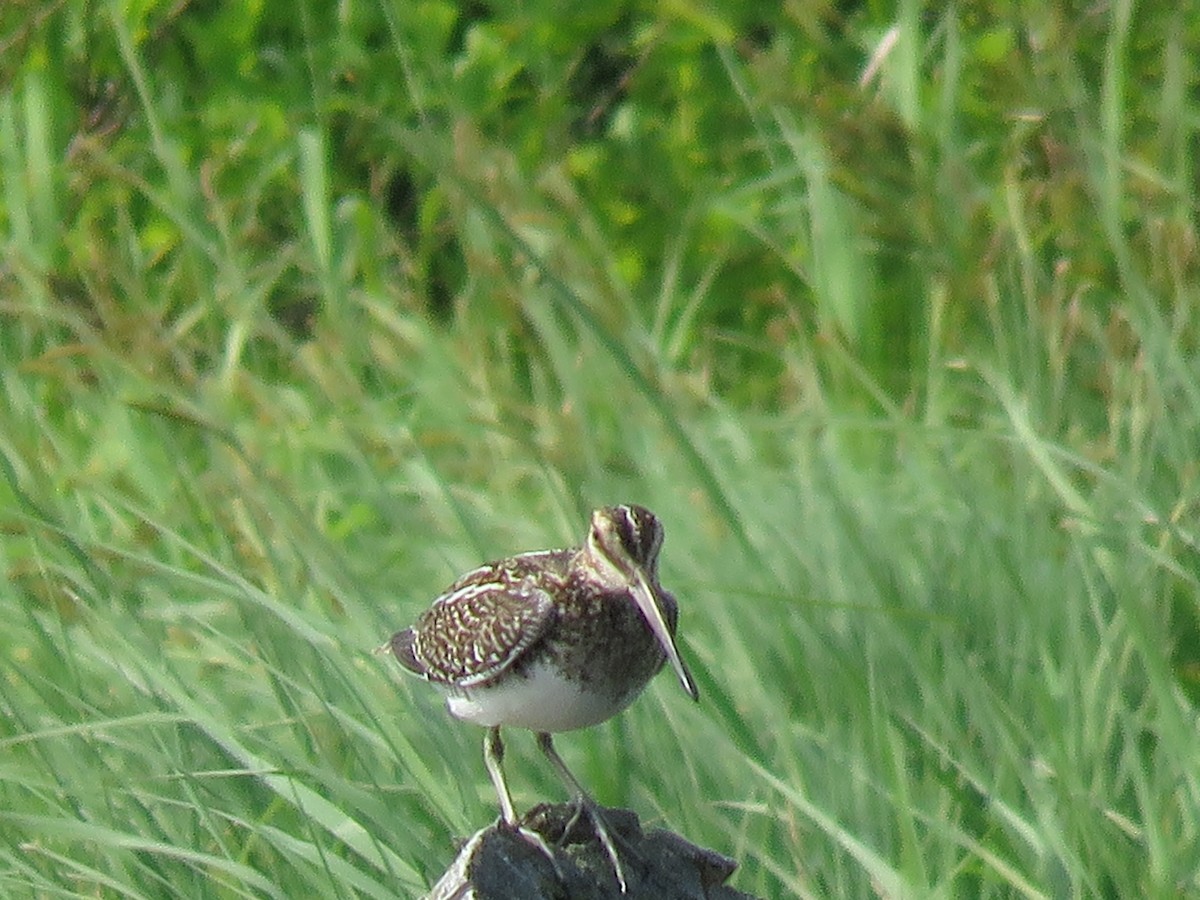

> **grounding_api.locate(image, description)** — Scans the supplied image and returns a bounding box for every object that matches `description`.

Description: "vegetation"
[2,2,1198,897]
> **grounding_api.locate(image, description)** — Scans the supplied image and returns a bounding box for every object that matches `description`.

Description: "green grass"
[2,3,1200,897]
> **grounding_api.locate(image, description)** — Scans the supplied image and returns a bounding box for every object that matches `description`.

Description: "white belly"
[443,658,638,732]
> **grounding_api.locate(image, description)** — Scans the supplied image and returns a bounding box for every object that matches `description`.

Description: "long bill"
[632,571,699,701]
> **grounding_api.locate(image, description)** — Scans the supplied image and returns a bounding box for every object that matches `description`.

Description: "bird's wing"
[396,578,556,688]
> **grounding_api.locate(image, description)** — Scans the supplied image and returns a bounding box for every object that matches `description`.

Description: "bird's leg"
[483,727,562,878]
[483,726,517,824]
[536,732,629,893]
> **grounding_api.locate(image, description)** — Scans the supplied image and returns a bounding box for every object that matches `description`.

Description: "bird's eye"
[619,507,662,566]
[613,509,638,549]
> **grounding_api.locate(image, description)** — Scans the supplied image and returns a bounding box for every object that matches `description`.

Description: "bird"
[388,503,699,891]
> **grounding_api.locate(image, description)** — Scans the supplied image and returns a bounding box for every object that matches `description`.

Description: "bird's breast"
[443,656,644,732]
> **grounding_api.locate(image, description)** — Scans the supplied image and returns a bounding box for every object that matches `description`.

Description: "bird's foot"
[558,795,629,893]
[496,816,567,883]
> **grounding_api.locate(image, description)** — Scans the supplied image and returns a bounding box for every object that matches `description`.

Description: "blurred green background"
[2,2,1199,897]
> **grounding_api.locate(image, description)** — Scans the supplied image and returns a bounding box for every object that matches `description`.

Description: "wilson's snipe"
[389,504,698,890]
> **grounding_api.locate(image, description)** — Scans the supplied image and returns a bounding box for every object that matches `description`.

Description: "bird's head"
[584,504,698,702]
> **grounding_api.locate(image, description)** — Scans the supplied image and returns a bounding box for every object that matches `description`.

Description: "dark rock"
[425,803,760,900]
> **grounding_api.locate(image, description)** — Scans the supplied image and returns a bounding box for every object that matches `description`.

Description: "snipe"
[389,504,698,891]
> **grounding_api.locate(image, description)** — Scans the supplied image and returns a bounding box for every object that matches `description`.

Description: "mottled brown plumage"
[391,552,565,688]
